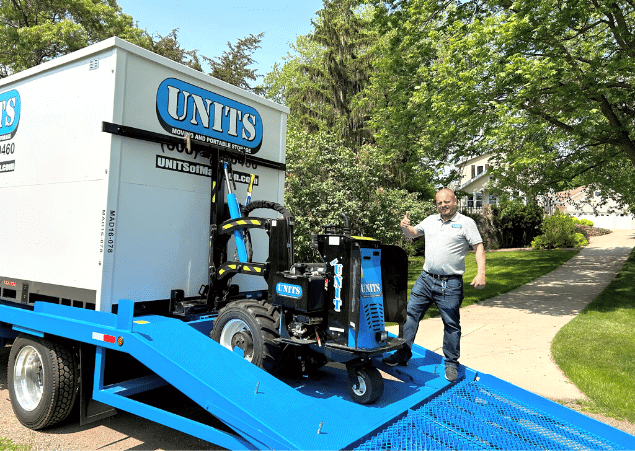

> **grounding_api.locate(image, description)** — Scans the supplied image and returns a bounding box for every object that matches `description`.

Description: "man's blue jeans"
[403,271,464,368]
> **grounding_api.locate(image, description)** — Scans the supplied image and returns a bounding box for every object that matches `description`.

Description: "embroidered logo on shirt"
[452,224,462,228]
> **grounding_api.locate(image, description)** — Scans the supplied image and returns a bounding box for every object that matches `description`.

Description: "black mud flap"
[381,245,408,325]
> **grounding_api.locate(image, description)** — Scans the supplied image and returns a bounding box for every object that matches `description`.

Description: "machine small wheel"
[348,366,384,405]
[8,335,79,430]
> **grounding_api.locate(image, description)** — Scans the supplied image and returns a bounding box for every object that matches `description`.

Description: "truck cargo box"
[0,37,288,313]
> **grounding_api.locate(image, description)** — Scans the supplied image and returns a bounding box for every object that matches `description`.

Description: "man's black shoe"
[382,347,412,367]
[445,366,458,382]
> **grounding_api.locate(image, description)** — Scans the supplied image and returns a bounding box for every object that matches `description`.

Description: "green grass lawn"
[0,438,29,451]
[407,249,579,318]
[552,248,635,423]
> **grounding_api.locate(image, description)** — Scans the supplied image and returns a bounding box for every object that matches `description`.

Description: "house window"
[488,193,497,205]
[470,165,486,178]
[475,192,483,207]
[466,193,483,208]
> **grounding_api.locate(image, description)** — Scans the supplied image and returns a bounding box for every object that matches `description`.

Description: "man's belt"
[424,270,462,281]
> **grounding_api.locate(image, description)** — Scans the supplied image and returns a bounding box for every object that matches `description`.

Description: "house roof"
[458,153,492,166]
[554,186,586,204]
[459,170,489,191]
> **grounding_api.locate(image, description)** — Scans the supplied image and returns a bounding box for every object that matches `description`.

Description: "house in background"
[555,186,634,230]
[453,154,633,229]
[454,153,498,212]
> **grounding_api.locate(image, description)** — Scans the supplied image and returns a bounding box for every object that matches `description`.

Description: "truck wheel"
[348,366,384,405]
[8,335,79,429]
[211,299,282,374]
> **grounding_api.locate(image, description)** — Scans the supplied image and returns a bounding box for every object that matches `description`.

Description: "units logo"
[276,282,302,299]
[330,258,344,312]
[156,78,263,154]
[360,282,381,296]
[0,89,20,141]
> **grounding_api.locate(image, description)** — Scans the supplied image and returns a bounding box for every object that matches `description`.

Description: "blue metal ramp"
[352,376,632,450]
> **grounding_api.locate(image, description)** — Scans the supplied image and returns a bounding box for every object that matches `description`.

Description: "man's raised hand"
[400,211,411,228]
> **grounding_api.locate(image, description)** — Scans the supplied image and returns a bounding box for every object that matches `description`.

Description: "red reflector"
[92,332,116,343]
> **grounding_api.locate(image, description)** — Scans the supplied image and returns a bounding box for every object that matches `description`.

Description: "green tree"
[369,0,635,211]
[150,29,202,71]
[365,0,442,192]
[264,35,329,131]
[264,1,437,253]
[266,1,377,148]
[307,0,376,147]
[205,32,265,95]
[0,0,151,76]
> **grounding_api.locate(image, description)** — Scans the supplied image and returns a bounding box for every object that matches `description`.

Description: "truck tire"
[348,366,384,405]
[8,335,79,430]
[211,299,282,374]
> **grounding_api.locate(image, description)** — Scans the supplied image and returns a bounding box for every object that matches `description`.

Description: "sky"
[116,0,325,78]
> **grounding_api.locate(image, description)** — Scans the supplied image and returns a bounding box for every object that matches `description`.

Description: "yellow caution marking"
[352,236,377,241]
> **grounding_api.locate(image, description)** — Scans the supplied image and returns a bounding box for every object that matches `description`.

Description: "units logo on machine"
[330,258,344,312]
[276,282,302,299]
[0,89,20,142]
[360,282,381,297]
[156,78,263,154]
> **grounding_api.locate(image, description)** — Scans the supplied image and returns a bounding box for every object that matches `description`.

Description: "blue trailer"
[2,299,635,450]
[1,38,635,450]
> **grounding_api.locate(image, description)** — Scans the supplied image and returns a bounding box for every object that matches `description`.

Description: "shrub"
[532,213,589,249]
[284,128,437,260]
[573,232,589,247]
[490,200,544,248]
[575,218,594,227]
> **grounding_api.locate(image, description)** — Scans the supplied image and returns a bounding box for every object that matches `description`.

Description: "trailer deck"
[2,299,634,450]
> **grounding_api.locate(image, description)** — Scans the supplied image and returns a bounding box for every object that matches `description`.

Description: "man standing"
[383,188,486,382]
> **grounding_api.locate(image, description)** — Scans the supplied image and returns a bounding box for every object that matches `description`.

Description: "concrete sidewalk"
[387,229,635,401]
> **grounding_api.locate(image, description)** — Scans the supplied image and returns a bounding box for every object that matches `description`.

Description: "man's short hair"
[436,188,457,200]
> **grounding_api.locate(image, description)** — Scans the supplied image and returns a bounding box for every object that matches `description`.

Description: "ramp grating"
[353,379,624,450]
